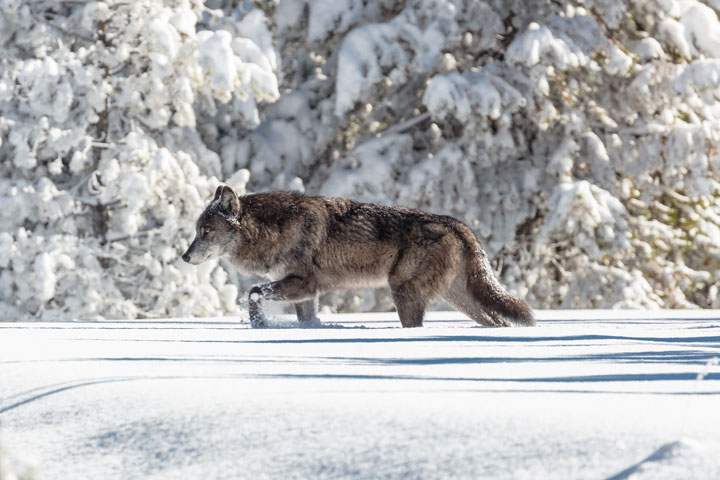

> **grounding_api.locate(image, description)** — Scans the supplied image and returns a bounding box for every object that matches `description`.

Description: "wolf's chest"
[229,256,285,281]
[261,263,287,281]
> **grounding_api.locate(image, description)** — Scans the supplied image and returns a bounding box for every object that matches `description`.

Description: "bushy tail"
[467,251,535,327]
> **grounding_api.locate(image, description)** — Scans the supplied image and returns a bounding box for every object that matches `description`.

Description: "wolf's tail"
[453,223,534,326]
[466,252,535,326]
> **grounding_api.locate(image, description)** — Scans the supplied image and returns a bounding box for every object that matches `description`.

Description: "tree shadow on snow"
[2,368,718,415]
[233,334,720,345]
[327,350,720,366]
[243,372,720,384]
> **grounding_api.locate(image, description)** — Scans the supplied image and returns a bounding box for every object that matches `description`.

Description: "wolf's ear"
[216,185,240,217]
[213,185,225,201]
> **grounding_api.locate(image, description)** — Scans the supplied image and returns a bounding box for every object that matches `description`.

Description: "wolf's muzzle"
[181,252,191,263]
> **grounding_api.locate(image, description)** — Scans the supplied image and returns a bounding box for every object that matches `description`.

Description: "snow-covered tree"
[1,0,719,320]
[0,0,277,319]
[238,0,720,311]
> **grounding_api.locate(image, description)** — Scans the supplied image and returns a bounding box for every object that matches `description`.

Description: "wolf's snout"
[181,252,191,263]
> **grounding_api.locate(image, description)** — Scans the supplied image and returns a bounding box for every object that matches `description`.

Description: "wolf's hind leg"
[388,236,459,328]
[391,289,427,328]
[294,296,320,326]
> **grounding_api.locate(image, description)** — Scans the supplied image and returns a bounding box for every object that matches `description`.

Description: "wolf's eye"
[203,226,211,235]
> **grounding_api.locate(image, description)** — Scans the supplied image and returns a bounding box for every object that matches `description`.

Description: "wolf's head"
[182,185,242,265]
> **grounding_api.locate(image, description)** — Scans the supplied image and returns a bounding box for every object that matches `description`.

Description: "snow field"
[1,310,719,479]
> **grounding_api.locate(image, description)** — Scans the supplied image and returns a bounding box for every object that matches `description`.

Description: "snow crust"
[1,311,719,479]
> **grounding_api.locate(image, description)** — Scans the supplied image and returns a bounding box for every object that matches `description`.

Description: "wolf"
[182,185,534,328]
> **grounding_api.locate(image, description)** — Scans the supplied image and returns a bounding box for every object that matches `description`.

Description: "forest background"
[1,0,719,320]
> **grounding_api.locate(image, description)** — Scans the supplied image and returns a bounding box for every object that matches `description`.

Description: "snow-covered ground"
[1,310,719,479]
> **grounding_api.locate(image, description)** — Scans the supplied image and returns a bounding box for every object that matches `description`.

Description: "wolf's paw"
[298,316,322,328]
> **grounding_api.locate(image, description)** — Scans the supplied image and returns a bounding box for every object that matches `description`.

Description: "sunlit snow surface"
[1,311,719,479]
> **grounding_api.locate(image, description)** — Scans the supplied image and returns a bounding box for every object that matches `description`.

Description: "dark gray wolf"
[182,185,534,328]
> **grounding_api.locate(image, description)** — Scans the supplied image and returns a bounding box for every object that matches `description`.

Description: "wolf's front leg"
[248,275,318,328]
[294,296,320,326]
[248,287,268,328]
